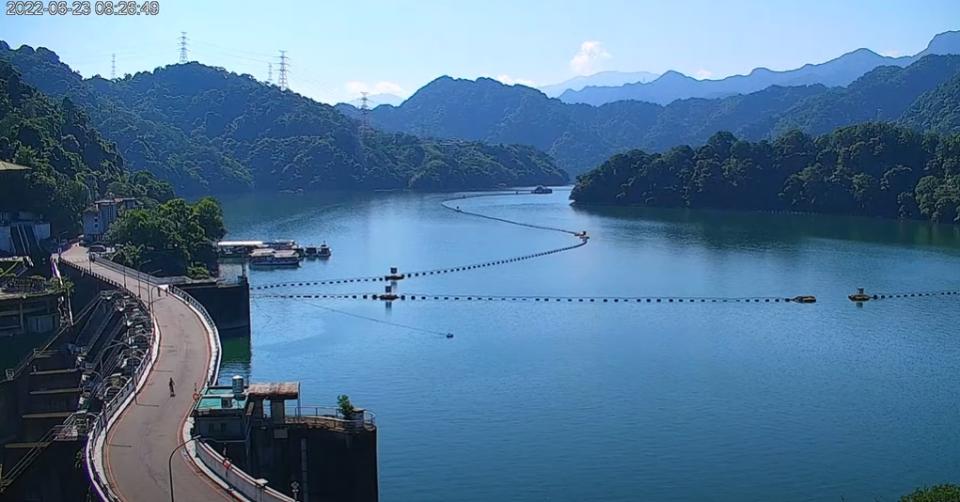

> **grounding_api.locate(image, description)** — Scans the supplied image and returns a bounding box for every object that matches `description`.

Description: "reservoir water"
[218,189,960,501]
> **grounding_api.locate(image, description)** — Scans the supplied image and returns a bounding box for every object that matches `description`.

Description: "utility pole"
[178,32,188,64]
[278,50,289,91]
[111,53,116,79]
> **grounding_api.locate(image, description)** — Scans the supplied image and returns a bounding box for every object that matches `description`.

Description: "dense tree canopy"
[1,43,567,193]
[900,484,960,502]
[0,60,172,235]
[107,197,225,277]
[571,123,960,224]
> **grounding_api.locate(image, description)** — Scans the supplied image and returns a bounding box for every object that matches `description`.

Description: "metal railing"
[0,425,64,490]
[195,441,294,502]
[61,253,229,500]
[59,257,155,502]
[279,404,377,430]
[168,284,221,387]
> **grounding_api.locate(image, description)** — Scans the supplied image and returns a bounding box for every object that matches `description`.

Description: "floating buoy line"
[250,190,956,336]
[254,292,812,304]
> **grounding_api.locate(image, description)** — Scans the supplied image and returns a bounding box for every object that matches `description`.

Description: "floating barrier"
[249,191,823,306]
[251,239,588,291]
[439,192,581,236]
[254,292,815,305]
[852,289,960,301]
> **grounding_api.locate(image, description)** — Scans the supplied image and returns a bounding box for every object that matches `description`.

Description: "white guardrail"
[59,258,154,502]
[195,441,293,502]
[62,256,230,501]
[82,255,291,501]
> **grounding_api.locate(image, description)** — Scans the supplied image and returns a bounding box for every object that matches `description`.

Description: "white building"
[82,198,138,244]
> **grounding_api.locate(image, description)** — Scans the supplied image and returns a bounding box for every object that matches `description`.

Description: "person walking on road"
[169,377,175,397]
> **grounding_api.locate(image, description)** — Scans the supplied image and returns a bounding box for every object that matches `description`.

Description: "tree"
[192,197,226,241]
[571,123,960,225]
[106,198,225,277]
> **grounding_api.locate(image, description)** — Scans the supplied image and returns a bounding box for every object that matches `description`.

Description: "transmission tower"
[111,53,116,79]
[267,63,273,84]
[359,92,371,133]
[178,32,189,63]
[278,50,289,91]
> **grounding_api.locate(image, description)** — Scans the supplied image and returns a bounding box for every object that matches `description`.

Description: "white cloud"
[344,80,405,97]
[879,49,906,58]
[496,74,536,87]
[569,40,612,76]
[694,68,714,79]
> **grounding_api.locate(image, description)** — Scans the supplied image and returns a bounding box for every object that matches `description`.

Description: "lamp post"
[141,259,154,310]
[168,435,200,502]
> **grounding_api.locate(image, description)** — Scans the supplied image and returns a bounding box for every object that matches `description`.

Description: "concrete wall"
[196,441,294,502]
[1,439,87,501]
[249,425,378,502]
[180,278,251,337]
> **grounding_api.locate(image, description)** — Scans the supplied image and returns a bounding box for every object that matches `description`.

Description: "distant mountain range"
[0,42,567,193]
[538,70,660,97]
[337,54,960,175]
[559,30,960,106]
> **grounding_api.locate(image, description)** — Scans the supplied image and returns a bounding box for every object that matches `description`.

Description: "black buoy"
[446,333,454,339]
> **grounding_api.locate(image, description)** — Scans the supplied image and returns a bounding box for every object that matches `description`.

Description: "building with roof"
[81,198,138,244]
[192,377,378,502]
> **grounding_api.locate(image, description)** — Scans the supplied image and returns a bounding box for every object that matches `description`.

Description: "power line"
[264,298,452,338]
[278,50,289,91]
[190,39,276,59]
[178,32,189,64]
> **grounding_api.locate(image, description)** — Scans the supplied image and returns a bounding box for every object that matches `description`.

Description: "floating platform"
[848,288,872,302]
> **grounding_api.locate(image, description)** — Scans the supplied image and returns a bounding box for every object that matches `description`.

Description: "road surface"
[63,245,231,501]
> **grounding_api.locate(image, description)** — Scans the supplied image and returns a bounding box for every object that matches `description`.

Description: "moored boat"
[249,248,300,267]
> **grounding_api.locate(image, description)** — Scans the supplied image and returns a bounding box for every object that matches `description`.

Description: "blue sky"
[1,0,957,104]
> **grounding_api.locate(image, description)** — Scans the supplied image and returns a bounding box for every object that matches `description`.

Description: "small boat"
[249,249,300,268]
[304,246,318,258]
[318,243,332,259]
[792,295,817,304]
[532,185,553,194]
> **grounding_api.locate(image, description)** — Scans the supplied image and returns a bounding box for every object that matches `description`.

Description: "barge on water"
[249,248,301,268]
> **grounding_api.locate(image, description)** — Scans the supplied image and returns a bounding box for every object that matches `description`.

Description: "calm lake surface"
[217,189,960,502]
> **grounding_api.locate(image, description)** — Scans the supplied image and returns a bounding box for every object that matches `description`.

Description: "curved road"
[63,246,231,501]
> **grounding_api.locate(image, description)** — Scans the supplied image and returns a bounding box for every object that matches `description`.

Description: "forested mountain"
[571,123,960,224]
[0,43,567,194]
[560,30,960,105]
[341,55,960,176]
[900,72,960,134]
[772,54,960,136]
[0,60,172,234]
[538,70,660,97]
